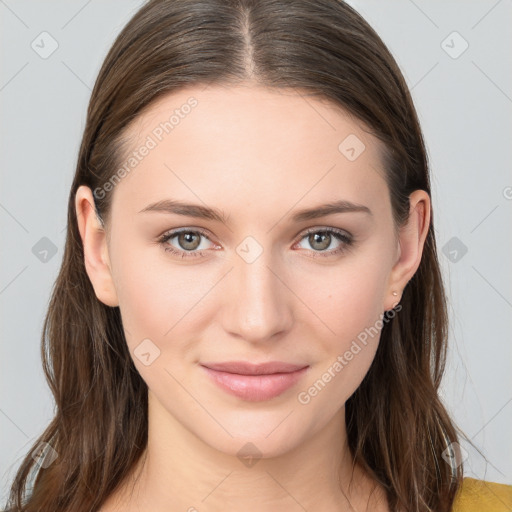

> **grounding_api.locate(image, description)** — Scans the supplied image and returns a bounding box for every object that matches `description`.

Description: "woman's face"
[77,83,428,458]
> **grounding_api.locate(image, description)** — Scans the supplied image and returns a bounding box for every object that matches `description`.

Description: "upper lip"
[201,361,308,375]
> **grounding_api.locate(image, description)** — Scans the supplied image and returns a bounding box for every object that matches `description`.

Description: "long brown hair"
[5,1,469,510]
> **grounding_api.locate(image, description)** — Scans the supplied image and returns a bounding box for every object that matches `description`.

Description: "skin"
[75,82,430,512]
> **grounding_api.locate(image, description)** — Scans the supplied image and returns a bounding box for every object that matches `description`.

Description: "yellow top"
[451,477,512,511]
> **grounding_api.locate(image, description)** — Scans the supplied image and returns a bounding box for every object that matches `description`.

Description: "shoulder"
[451,477,512,512]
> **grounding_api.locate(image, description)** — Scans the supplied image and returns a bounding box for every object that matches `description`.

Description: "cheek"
[290,250,390,408]
[292,252,390,346]
[109,235,213,351]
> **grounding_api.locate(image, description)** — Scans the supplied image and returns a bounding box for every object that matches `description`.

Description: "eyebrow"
[291,200,372,221]
[138,198,372,223]
[138,199,229,223]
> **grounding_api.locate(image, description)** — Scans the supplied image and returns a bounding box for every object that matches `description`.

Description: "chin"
[189,406,313,461]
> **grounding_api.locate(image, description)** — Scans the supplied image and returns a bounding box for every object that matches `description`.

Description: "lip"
[200,361,309,401]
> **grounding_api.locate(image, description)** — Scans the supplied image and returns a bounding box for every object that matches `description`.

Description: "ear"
[384,189,431,311]
[75,185,119,307]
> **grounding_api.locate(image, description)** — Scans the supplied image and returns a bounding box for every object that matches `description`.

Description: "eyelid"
[295,225,352,241]
[158,225,353,258]
[159,226,352,244]
[158,227,219,248]
[159,226,212,240]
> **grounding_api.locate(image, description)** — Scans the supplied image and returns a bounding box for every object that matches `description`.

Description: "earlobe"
[384,190,431,311]
[75,185,119,307]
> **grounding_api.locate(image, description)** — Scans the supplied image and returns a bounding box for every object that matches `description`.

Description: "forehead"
[110,83,390,224]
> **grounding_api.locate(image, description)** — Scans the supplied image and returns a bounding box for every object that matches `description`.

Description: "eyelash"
[157,227,354,259]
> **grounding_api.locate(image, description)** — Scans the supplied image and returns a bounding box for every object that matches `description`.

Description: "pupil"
[180,232,199,250]
[311,232,330,250]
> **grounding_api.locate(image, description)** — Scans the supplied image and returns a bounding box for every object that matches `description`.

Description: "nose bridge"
[222,240,292,342]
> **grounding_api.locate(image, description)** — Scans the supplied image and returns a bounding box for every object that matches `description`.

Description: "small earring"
[390,291,400,309]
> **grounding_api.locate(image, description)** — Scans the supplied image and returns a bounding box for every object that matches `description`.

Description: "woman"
[4,0,511,511]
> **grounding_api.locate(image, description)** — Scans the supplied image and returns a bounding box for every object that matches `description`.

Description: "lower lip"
[201,366,309,402]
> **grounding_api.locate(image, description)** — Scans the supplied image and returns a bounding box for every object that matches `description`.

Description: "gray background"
[1,0,511,501]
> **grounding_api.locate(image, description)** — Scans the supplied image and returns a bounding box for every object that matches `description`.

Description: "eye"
[158,228,217,258]
[294,227,353,258]
[158,226,354,260]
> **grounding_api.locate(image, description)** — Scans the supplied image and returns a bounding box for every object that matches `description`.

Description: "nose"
[221,248,293,344]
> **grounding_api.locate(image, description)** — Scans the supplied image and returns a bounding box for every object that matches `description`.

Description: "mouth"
[200,361,310,402]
